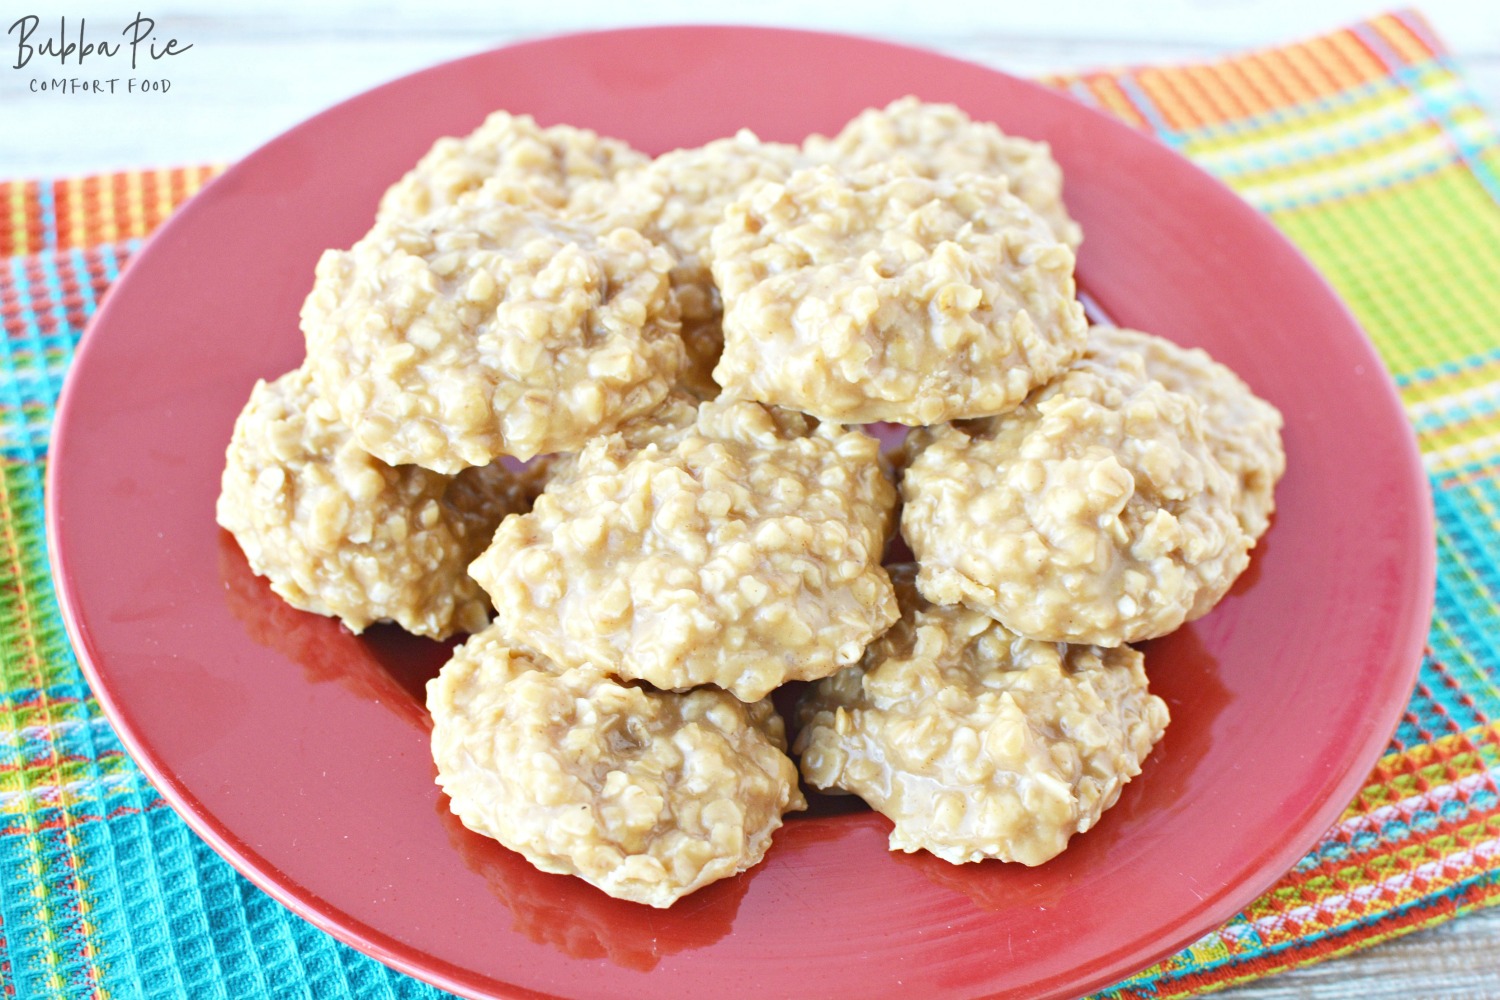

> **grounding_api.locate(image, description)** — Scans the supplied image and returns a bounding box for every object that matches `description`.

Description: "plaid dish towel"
[2,9,1497,999]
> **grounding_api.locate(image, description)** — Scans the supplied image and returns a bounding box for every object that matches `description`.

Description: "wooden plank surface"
[4,1,1497,997]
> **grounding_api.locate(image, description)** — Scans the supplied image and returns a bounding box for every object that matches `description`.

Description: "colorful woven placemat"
[2,8,1497,998]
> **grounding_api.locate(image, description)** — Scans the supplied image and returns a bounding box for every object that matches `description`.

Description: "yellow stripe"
[1399,357,1500,408]
[64,176,86,251]
[95,176,118,245]
[8,182,29,257]
[1424,430,1500,477]
[153,167,172,233]
[125,170,146,242]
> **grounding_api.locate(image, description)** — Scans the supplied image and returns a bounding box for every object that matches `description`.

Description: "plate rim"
[45,23,1437,1000]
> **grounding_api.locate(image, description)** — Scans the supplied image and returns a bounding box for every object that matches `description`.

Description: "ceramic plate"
[48,26,1434,1000]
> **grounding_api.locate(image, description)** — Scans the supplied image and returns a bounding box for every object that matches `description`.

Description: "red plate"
[48,26,1434,1000]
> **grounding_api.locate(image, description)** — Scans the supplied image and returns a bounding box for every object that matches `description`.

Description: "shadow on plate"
[219,523,1235,928]
[217,529,450,729]
[437,793,751,971]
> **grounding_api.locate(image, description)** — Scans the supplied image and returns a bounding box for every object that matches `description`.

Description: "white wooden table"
[4,1,1498,996]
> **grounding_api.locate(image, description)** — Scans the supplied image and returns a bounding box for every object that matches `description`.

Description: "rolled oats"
[677,314,725,400]
[804,96,1082,248]
[376,110,646,224]
[572,130,807,325]
[796,567,1169,865]
[215,367,531,638]
[902,343,1252,645]
[470,398,898,702]
[428,625,805,907]
[543,389,701,492]
[302,202,684,469]
[711,166,1087,424]
[1092,327,1285,539]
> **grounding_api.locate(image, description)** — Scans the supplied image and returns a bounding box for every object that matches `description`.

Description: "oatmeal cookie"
[571,130,807,325]
[215,367,530,638]
[428,626,805,907]
[1091,327,1285,539]
[796,567,1169,865]
[901,345,1252,645]
[542,389,700,492]
[376,110,646,224]
[470,398,898,702]
[710,166,1087,424]
[302,202,683,470]
[803,96,1082,247]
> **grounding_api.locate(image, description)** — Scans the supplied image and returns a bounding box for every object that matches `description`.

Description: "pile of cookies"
[217,98,1285,908]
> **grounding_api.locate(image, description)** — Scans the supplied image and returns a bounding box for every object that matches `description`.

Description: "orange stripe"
[137,170,155,235]
[1230,53,1302,114]
[1373,11,1436,66]
[1133,24,1403,134]
[1300,36,1359,94]
[1170,64,1240,131]
[172,168,193,223]
[95,174,118,244]
[1181,64,1239,130]
[148,169,166,234]
[194,164,216,197]
[48,178,65,250]
[64,176,84,251]
[2,168,225,254]
[1215,55,1280,119]
[70,175,88,248]
[1329,29,1390,85]
[1135,67,1204,132]
[1280,42,1342,103]
[111,172,133,242]
[1202,61,1262,121]
[76,175,92,248]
